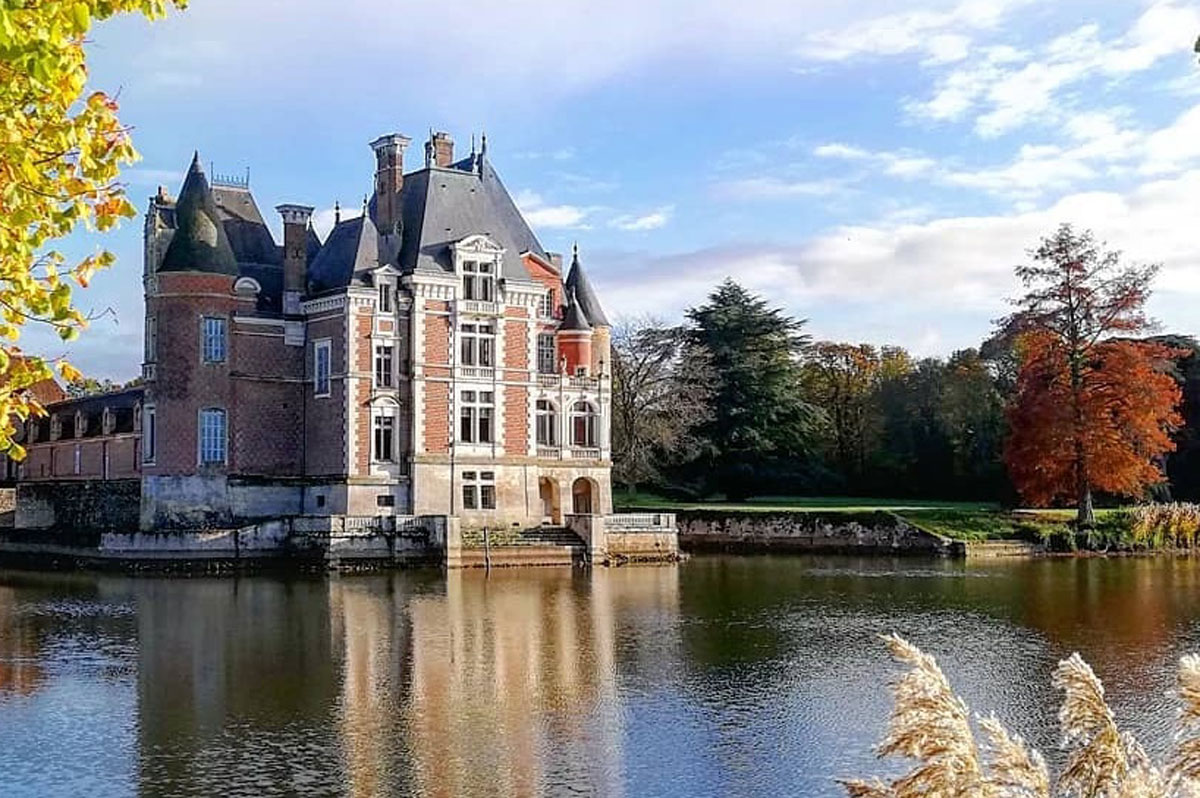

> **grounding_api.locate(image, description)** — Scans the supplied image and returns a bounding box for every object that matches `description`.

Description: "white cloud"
[515,190,592,229]
[795,0,1032,64]
[814,142,937,178]
[712,176,849,200]
[595,168,1200,354]
[903,2,1200,138]
[610,206,673,231]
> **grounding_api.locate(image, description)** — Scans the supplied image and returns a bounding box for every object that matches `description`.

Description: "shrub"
[1128,503,1200,550]
[841,635,1200,797]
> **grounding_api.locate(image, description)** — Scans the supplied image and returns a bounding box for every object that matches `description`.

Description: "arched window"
[570,401,597,448]
[536,400,557,447]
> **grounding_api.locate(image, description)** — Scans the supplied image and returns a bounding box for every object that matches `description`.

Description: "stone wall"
[674,510,953,555]
[16,479,141,532]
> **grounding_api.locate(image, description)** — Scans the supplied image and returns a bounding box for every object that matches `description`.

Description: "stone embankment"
[660,509,960,556]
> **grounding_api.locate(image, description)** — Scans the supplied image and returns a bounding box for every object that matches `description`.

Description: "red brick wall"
[504,385,527,455]
[232,327,304,475]
[305,315,346,475]
[147,272,238,475]
[352,310,373,476]
[424,382,449,454]
[423,301,450,378]
[21,435,140,481]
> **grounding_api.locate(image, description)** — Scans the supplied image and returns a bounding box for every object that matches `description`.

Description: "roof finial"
[334,200,340,224]
[571,241,580,265]
[361,194,368,214]
[470,133,477,156]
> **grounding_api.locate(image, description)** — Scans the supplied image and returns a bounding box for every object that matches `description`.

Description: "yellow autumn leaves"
[0,0,185,458]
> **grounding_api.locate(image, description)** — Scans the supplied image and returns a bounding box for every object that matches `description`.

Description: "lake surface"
[2,555,1200,797]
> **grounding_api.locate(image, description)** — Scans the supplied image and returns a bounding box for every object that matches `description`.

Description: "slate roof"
[564,249,609,327]
[396,157,548,282]
[154,155,324,314]
[560,288,592,332]
[308,212,379,294]
[159,154,239,275]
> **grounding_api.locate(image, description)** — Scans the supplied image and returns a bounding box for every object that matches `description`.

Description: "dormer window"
[462,261,495,302]
[377,281,394,314]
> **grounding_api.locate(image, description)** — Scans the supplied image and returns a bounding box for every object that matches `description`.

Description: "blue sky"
[44,0,1200,379]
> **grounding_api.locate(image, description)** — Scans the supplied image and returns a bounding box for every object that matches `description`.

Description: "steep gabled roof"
[396,158,548,281]
[159,153,239,275]
[307,212,379,293]
[564,248,609,327]
[212,185,281,266]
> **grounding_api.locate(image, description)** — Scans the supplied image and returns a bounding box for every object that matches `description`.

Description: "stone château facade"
[14,130,618,537]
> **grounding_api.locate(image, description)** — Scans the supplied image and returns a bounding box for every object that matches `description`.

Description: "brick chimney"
[431,131,454,167]
[369,133,411,236]
[276,203,314,314]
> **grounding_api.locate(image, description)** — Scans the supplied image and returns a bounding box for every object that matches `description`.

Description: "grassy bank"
[615,493,1144,548]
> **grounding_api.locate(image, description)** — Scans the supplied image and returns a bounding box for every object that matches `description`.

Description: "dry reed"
[841,635,1200,798]
[1128,503,1200,550]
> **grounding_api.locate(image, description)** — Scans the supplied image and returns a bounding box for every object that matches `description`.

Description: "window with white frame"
[142,405,156,464]
[373,413,395,462]
[375,344,394,388]
[313,339,331,397]
[377,281,393,313]
[461,470,496,510]
[145,315,157,361]
[458,390,493,444]
[537,290,554,319]
[537,334,556,374]
[462,261,495,301]
[460,323,495,367]
[202,316,227,363]
[199,408,227,465]
[536,400,557,446]
[570,401,598,448]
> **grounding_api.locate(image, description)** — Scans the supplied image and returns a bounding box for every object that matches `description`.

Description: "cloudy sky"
[47,0,1200,379]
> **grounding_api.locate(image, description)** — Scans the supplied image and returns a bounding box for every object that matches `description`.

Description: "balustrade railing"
[460,299,499,316]
[605,512,676,532]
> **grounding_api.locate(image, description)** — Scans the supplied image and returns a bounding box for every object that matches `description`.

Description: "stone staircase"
[461,526,584,549]
[455,525,586,567]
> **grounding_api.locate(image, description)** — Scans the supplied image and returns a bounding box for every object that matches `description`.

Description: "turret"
[556,288,593,375]
[564,245,609,375]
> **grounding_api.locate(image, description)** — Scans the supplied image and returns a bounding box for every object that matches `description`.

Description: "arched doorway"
[571,477,595,515]
[539,477,561,524]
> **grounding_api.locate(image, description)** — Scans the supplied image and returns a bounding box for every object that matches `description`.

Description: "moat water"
[2,555,1200,797]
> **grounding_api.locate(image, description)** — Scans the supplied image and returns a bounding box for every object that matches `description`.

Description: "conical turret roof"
[560,287,592,332]
[159,153,238,275]
[564,246,608,327]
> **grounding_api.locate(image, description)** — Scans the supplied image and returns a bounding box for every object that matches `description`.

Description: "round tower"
[564,245,610,375]
[142,153,247,529]
[556,288,593,375]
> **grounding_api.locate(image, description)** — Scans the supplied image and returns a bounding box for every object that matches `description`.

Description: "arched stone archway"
[571,477,597,515]
[539,477,562,525]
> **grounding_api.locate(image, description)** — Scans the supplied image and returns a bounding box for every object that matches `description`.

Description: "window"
[460,323,495,367]
[375,345,394,388]
[314,339,331,397]
[376,494,395,508]
[570,401,598,448]
[378,282,393,313]
[458,390,493,444]
[73,444,81,475]
[142,405,156,464]
[199,408,227,465]
[202,316,227,363]
[462,261,495,301]
[145,315,157,361]
[536,400,557,446]
[537,334,556,374]
[373,414,395,462]
[462,470,496,510]
[537,291,554,319]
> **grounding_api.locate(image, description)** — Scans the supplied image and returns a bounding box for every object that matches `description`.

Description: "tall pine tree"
[683,280,820,499]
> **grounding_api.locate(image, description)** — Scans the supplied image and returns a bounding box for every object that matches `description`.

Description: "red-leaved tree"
[1002,225,1182,525]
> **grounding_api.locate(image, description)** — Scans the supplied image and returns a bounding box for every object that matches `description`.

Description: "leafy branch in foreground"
[0,0,185,458]
[842,635,1200,797]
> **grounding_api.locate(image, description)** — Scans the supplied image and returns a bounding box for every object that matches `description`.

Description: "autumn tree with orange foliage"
[1003,224,1182,526]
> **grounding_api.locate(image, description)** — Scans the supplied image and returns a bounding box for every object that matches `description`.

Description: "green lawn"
[614,492,1134,544]
[614,491,999,513]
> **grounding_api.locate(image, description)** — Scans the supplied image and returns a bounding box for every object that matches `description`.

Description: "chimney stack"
[431,131,454,167]
[369,133,411,236]
[276,203,314,314]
